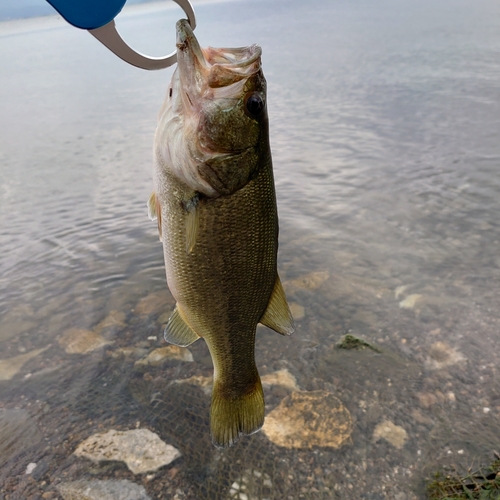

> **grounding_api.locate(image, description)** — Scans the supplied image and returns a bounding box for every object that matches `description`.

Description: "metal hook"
[88,0,196,70]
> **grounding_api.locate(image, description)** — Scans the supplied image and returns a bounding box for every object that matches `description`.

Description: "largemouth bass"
[149,19,294,448]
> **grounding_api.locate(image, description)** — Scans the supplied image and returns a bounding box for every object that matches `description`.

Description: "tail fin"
[210,378,265,448]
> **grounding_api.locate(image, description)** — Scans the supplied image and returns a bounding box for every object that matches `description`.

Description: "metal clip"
[89,0,196,70]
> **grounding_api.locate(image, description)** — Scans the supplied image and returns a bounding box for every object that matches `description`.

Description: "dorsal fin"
[147,191,162,241]
[259,275,295,335]
[164,304,200,347]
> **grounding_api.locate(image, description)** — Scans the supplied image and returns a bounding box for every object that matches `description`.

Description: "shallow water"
[1,0,500,498]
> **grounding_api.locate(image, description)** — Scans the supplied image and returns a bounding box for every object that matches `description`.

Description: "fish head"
[156,19,269,197]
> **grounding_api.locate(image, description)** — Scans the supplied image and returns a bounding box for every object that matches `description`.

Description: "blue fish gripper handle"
[46,0,126,30]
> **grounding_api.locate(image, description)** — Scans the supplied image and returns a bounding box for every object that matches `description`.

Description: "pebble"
[174,375,213,395]
[416,392,438,408]
[411,409,433,425]
[284,271,330,291]
[134,292,170,316]
[262,390,352,449]
[134,346,193,367]
[425,341,466,370]
[57,479,150,500]
[74,428,181,474]
[261,369,299,391]
[399,294,422,309]
[288,302,305,320]
[25,462,37,474]
[110,347,148,359]
[93,311,127,334]
[373,420,408,449]
[0,347,48,381]
[58,329,113,354]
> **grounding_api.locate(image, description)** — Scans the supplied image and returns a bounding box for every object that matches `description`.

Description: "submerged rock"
[174,375,213,395]
[134,292,170,316]
[110,346,148,360]
[284,271,330,291]
[0,347,48,381]
[134,346,193,367]
[57,479,150,500]
[58,329,113,354]
[425,341,466,370]
[25,462,37,474]
[74,428,181,474]
[288,302,305,320]
[373,420,408,449]
[262,390,352,449]
[399,294,422,309]
[261,369,299,391]
[94,311,127,334]
[416,392,438,409]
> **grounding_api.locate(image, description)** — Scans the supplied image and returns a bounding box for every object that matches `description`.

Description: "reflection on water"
[1,0,500,498]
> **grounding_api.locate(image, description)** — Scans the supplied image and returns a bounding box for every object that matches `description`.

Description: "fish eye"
[244,92,264,119]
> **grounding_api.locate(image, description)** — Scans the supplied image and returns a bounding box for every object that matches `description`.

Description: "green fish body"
[150,20,294,447]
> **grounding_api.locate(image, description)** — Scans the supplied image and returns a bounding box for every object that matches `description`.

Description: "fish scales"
[150,19,294,447]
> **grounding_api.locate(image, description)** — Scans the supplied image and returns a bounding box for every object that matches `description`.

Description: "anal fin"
[164,305,200,347]
[259,275,295,335]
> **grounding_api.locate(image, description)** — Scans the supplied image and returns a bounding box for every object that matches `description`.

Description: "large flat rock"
[263,390,352,449]
[74,428,181,474]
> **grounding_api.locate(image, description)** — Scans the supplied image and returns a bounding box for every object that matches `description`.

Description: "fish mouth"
[176,19,262,93]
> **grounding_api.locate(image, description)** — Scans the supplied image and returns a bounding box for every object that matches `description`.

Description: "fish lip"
[175,19,208,105]
[176,19,262,92]
[176,19,207,71]
[176,19,203,57]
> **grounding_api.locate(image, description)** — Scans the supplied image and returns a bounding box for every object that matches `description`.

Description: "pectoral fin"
[147,191,162,242]
[164,305,200,347]
[185,206,199,254]
[183,194,200,254]
[259,275,295,335]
